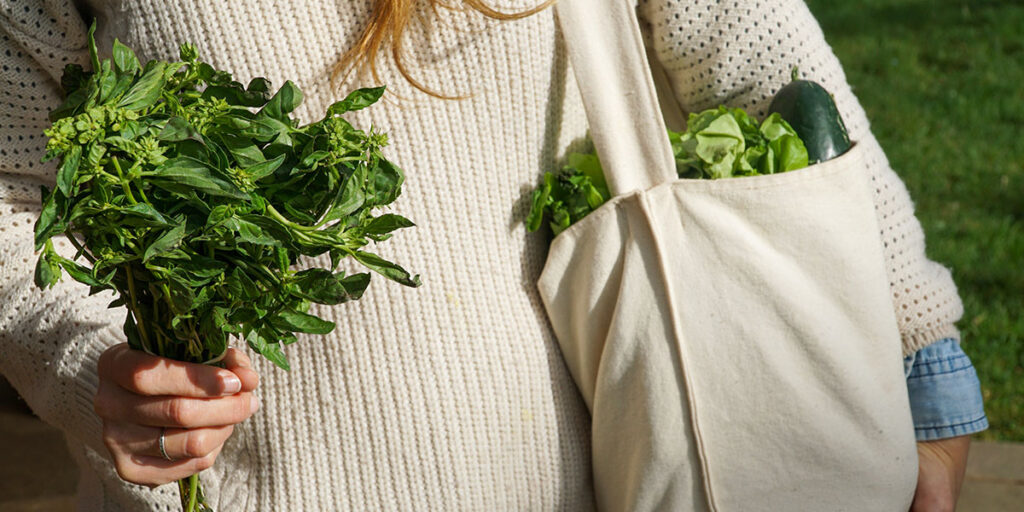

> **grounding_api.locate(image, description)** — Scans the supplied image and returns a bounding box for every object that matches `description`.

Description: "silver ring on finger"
[159,427,174,461]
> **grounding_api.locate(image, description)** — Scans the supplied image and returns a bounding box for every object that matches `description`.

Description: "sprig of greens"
[673,106,808,179]
[526,106,808,235]
[525,152,609,236]
[33,24,420,512]
[34,26,419,372]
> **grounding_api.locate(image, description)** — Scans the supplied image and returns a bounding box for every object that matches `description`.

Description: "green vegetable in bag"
[527,106,809,235]
[767,68,852,164]
[526,152,609,236]
[673,106,809,178]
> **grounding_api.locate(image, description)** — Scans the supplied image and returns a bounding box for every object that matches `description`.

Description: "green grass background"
[803,0,1023,441]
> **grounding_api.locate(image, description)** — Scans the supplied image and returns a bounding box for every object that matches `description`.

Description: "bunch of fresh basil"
[33,24,418,512]
[527,106,809,235]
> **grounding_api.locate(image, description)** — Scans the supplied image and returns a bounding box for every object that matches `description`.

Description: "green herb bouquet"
[33,24,419,512]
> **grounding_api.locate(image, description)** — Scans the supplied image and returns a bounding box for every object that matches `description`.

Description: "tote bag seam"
[637,191,720,512]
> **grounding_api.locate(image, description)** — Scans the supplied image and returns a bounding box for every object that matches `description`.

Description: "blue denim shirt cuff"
[904,337,988,441]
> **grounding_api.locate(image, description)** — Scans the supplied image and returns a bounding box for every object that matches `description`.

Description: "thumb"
[222,347,260,393]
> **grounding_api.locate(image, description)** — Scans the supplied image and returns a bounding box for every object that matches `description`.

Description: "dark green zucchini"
[767,68,851,163]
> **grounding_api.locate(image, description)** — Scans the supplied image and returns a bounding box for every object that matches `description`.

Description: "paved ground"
[1,377,1020,510]
[0,379,78,511]
[957,440,1024,511]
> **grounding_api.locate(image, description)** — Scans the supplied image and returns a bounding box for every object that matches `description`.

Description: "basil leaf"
[352,250,420,287]
[112,38,141,74]
[165,271,196,314]
[34,243,61,289]
[259,80,303,120]
[203,77,272,108]
[245,153,286,181]
[268,307,335,334]
[291,269,369,305]
[236,218,280,246]
[151,157,248,199]
[158,117,204,144]
[56,145,81,197]
[117,61,170,110]
[243,116,291,143]
[119,203,173,227]
[96,61,119,104]
[327,86,386,115]
[366,158,404,207]
[246,329,290,371]
[225,268,261,300]
[320,168,365,224]
[364,214,414,235]
[219,133,266,167]
[143,222,187,262]
[33,187,66,250]
[56,255,106,287]
[87,21,100,71]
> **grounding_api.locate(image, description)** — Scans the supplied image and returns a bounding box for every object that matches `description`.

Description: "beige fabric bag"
[540,1,919,510]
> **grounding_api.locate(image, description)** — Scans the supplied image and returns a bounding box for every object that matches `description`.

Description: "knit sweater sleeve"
[637,0,963,355]
[0,0,124,456]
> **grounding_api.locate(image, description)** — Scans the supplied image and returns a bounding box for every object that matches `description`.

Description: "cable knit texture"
[0,0,961,510]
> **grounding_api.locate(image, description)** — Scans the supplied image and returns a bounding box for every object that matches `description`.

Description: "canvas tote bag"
[538,1,919,510]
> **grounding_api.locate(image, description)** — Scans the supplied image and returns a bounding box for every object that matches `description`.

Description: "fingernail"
[223,375,242,395]
[250,394,260,413]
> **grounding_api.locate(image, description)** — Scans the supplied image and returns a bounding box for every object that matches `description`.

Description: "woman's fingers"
[110,440,227,487]
[98,344,248,398]
[222,347,260,392]
[94,344,264,487]
[95,380,260,428]
[103,422,235,461]
[161,425,235,460]
[222,347,251,369]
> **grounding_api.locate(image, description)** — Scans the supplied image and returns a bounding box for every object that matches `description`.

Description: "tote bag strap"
[554,0,676,196]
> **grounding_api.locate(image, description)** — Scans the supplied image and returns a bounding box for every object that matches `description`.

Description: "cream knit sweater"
[0,0,962,509]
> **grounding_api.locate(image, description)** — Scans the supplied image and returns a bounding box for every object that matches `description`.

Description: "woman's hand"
[911,436,971,512]
[93,343,261,487]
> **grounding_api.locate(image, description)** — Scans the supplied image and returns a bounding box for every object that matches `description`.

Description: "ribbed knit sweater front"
[0,0,962,509]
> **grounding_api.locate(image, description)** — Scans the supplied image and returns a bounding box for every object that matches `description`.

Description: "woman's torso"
[79,1,594,509]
